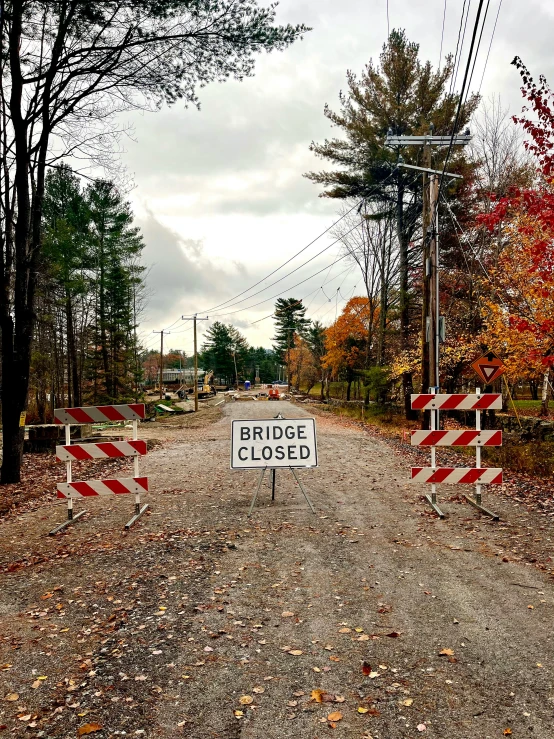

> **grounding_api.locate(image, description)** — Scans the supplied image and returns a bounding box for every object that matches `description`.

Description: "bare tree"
[0,0,307,482]
[332,201,399,366]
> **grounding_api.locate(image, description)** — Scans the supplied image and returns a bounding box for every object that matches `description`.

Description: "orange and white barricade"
[409,390,502,519]
[49,404,149,534]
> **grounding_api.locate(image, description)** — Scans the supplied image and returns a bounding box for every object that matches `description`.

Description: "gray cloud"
[124,0,554,348]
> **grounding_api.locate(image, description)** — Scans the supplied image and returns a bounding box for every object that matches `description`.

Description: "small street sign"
[470,351,506,385]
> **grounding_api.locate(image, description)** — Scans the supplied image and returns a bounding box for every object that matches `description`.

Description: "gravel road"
[0,399,552,738]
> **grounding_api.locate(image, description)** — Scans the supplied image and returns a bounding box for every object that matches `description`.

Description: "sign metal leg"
[248,467,267,517]
[271,469,276,501]
[290,467,316,514]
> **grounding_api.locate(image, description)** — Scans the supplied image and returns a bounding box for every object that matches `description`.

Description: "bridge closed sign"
[231,418,318,469]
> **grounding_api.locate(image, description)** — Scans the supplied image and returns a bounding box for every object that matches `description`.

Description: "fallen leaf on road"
[358,707,369,714]
[339,627,351,633]
[4,694,18,701]
[253,687,265,694]
[310,689,336,703]
[282,611,294,617]
[357,635,370,641]
[234,710,244,718]
[417,724,426,732]
[288,650,303,656]
[287,700,298,707]
[327,711,343,722]
[17,715,31,722]
[439,648,454,656]
[77,724,103,736]
[239,696,253,705]
[31,681,41,689]
[386,631,401,638]
[504,730,512,736]
[361,661,372,676]
[368,672,380,679]
[400,698,413,707]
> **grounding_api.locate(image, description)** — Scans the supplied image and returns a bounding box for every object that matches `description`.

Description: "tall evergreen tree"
[272,298,310,386]
[201,322,248,383]
[305,30,478,417]
[86,180,145,401]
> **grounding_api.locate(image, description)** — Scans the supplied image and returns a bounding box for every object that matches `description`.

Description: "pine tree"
[272,298,310,386]
[201,322,248,384]
[305,30,478,417]
[86,180,145,401]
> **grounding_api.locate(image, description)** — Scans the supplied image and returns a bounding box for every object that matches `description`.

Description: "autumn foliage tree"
[323,297,377,400]
[479,58,554,414]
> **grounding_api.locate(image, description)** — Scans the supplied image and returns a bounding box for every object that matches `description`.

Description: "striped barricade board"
[410,467,503,484]
[409,392,502,519]
[50,404,149,534]
[57,477,149,498]
[411,393,502,411]
[54,404,145,424]
[411,430,502,446]
[56,440,147,461]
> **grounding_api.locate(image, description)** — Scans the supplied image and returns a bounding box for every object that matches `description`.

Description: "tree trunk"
[66,291,80,407]
[540,370,550,417]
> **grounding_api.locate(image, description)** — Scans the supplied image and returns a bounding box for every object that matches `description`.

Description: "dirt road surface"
[0,399,553,738]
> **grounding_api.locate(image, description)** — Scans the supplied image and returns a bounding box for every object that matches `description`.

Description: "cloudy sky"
[124,0,554,356]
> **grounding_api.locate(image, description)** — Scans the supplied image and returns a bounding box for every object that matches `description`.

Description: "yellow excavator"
[197,370,217,399]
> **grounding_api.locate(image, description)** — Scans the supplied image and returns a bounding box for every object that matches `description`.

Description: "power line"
[437,0,485,207]
[449,0,468,97]
[464,0,491,108]
[477,0,503,97]
[197,170,397,315]
[438,0,447,73]
[210,248,353,319]
[197,200,364,315]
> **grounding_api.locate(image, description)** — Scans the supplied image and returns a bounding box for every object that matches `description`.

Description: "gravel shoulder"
[0,399,553,738]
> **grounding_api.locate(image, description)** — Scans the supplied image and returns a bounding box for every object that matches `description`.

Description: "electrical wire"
[197,170,397,315]
[464,0,490,108]
[449,0,468,98]
[438,0,447,73]
[197,200,363,315]
[477,0,503,97]
[436,0,485,208]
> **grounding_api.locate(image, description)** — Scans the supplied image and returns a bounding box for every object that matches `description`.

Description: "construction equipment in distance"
[198,370,217,399]
[268,384,280,401]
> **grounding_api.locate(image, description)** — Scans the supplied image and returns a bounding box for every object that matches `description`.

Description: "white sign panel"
[231,418,318,469]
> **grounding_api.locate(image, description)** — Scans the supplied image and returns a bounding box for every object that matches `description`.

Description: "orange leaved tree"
[323,297,376,400]
[480,211,554,414]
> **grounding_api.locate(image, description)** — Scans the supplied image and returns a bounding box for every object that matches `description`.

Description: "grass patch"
[482,441,554,478]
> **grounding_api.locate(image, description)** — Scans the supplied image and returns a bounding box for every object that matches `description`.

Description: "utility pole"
[385,129,470,405]
[152,329,170,399]
[182,315,209,412]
